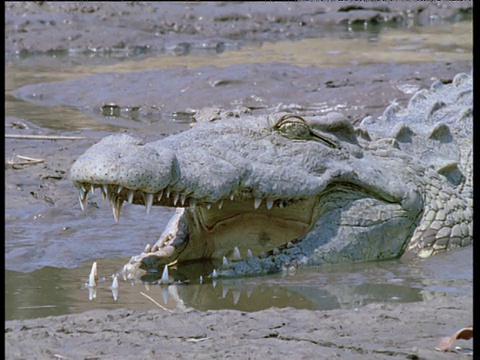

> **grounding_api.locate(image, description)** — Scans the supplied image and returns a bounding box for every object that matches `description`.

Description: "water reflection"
[5,247,471,321]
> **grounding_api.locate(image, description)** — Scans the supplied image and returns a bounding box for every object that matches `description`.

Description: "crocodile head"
[71,111,436,279]
[71,72,472,280]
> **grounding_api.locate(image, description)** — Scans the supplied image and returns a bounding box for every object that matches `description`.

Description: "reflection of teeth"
[232,290,241,305]
[233,246,242,261]
[162,287,169,305]
[222,286,228,299]
[266,199,274,210]
[199,275,203,284]
[206,203,211,210]
[111,275,119,289]
[89,287,97,301]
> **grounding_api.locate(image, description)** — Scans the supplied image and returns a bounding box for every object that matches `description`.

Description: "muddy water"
[5,21,472,321]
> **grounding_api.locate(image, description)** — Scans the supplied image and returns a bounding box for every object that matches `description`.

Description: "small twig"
[140,291,174,313]
[5,155,45,168]
[16,155,44,163]
[5,134,90,140]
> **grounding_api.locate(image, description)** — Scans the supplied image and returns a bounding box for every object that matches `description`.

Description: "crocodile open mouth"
[75,182,317,260]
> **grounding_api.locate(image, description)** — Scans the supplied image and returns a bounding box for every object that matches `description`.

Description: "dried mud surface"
[5,295,472,359]
[4,2,473,359]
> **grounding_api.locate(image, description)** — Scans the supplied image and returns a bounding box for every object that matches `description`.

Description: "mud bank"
[5,294,472,359]
[5,1,472,60]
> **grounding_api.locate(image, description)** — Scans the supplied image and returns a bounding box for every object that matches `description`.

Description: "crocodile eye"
[273,114,339,149]
[272,114,311,140]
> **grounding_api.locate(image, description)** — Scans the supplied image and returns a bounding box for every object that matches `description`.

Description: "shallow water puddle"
[5,247,472,321]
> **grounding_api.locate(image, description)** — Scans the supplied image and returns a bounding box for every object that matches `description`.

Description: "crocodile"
[70,71,472,279]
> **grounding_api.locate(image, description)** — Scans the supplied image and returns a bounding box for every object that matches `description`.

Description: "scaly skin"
[70,72,472,279]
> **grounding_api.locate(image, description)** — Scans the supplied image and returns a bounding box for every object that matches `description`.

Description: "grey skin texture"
[70,72,472,279]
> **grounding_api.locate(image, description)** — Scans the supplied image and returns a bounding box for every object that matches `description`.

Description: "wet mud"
[4,2,473,359]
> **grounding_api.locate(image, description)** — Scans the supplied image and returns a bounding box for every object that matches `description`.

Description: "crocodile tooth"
[233,246,242,261]
[230,192,235,201]
[173,192,180,206]
[160,265,169,284]
[144,243,152,253]
[287,241,294,248]
[272,247,280,255]
[206,203,211,210]
[180,194,186,206]
[78,191,87,211]
[117,186,123,194]
[254,198,262,209]
[79,186,85,199]
[211,269,219,278]
[112,196,124,223]
[232,290,241,305]
[103,185,109,200]
[88,261,98,287]
[199,275,203,284]
[165,186,171,198]
[259,252,266,259]
[90,185,96,195]
[157,191,163,202]
[223,256,229,266]
[218,199,224,209]
[266,199,274,210]
[145,193,154,214]
[152,244,159,252]
[189,198,197,211]
[101,186,107,201]
[247,249,253,258]
[127,190,134,204]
